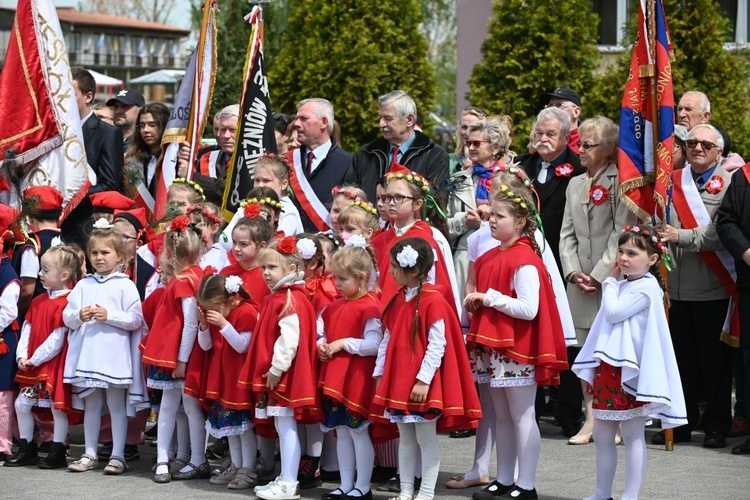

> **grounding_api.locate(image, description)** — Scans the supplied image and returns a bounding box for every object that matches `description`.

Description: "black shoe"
[500,486,538,499]
[450,429,477,438]
[651,430,691,445]
[561,424,580,438]
[319,467,341,482]
[703,431,726,449]
[370,466,396,483]
[145,425,158,441]
[4,439,39,467]
[38,441,67,469]
[472,481,514,500]
[124,445,140,461]
[298,454,322,489]
[37,441,53,454]
[414,476,421,492]
[322,488,348,500]
[98,442,113,461]
[205,436,229,459]
[343,488,372,500]
[731,437,750,454]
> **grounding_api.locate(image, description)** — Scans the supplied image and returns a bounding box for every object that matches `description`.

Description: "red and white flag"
[0,0,93,220]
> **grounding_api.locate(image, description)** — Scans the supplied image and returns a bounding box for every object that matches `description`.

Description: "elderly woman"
[558,116,636,445]
[447,118,512,302]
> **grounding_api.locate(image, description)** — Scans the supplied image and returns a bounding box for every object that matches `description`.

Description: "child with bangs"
[254,153,303,236]
[187,202,228,271]
[338,201,381,243]
[329,185,367,234]
[223,186,286,254]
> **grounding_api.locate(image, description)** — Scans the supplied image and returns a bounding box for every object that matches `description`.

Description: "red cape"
[221,263,270,310]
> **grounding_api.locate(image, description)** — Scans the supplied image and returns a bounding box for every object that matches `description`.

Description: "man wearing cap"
[676,91,711,131]
[540,87,582,154]
[107,88,146,149]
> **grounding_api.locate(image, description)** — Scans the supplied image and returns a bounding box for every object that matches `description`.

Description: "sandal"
[103,455,128,475]
[153,461,171,484]
[227,467,258,490]
[68,453,98,472]
[171,461,210,480]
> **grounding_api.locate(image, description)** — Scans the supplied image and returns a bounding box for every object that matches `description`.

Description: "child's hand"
[205,310,228,329]
[263,371,281,390]
[79,306,93,322]
[197,308,208,330]
[317,343,330,362]
[583,381,593,395]
[463,292,486,312]
[327,339,345,357]
[609,260,621,279]
[17,358,29,371]
[91,304,108,321]
[172,361,187,379]
[410,381,429,403]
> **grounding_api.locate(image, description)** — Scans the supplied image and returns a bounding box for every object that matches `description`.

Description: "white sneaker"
[256,478,300,500]
[254,475,280,493]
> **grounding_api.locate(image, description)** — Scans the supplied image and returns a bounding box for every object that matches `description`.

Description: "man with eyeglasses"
[655,123,735,449]
[540,87,582,154]
[345,90,449,202]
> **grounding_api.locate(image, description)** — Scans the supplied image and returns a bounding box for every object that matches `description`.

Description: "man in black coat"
[287,98,351,233]
[345,90,449,202]
[62,68,124,249]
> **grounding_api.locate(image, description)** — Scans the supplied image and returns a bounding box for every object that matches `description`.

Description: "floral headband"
[171,178,206,201]
[242,202,270,221]
[296,237,318,260]
[168,215,191,232]
[277,236,297,255]
[498,163,532,188]
[621,225,673,271]
[331,186,364,202]
[349,200,378,217]
[187,205,222,225]
[497,185,534,212]
[241,197,283,211]
[385,171,431,193]
[316,231,344,250]
[261,151,292,172]
[396,244,419,268]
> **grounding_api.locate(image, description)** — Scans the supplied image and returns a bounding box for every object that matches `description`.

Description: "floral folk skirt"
[206,401,253,438]
[592,361,650,421]
[321,398,369,431]
[470,344,536,387]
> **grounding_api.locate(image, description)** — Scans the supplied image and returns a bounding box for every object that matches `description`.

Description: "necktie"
[389,146,400,172]
[538,162,551,184]
[693,171,704,188]
[306,151,315,177]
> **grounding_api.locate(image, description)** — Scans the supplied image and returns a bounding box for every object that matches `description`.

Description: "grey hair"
[296,98,335,133]
[688,123,724,150]
[468,119,512,158]
[216,104,240,121]
[578,116,619,156]
[536,107,571,136]
[378,90,417,120]
[683,91,711,113]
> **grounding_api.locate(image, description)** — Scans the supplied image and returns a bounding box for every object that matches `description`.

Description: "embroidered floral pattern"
[592,361,646,412]
[469,345,536,387]
[322,398,369,429]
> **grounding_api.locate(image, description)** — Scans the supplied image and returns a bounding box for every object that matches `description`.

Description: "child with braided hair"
[463,185,568,500]
[572,225,686,500]
[372,237,481,500]
[187,202,229,271]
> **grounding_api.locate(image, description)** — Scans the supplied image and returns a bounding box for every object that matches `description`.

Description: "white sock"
[181,393,206,469]
[335,427,356,493]
[621,417,648,500]
[351,428,375,494]
[155,388,181,474]
[228,434,242,468]
[275,415,300,483]
[489,386,515,486]
[257,435,277,472]
[106,387,128,459]
[414,420,440,499]
[591,418,618,500]
[240,427,257,469]
[14,397,34,441]
[51,408,69,443]
[83,389,104,457]
[396,423,418,497]
[505,384,540,490]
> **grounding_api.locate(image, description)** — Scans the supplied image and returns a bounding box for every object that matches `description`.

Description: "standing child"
[63,220,144,475]
[197,273,258,490]
[254,153,304,236]
[318,241,383,500]
[372,237,481,500]
[11,244,82,469]
[223,188,286,252]
[572,225,686,500]
[338,202,380,243]
[464,185,568,499]
[188,202,229,271]
[315,233,344,275]
[140,215,207,483]
[238,237,321,500]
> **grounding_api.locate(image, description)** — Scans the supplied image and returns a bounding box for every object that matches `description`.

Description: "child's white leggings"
[586,417,648,500]
[275,415,300,483]
[156,388,205,473]
[227,427,257,469]
[15,398,69,443]
[396,420,440,499]
[83,388,127,459]
[335,426,375,495]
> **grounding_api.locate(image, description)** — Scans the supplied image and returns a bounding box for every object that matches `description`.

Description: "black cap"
[540,87,582,107]
[107,88,146,107]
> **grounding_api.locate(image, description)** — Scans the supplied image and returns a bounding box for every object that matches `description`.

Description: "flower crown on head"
[349,200,378,217]
[497,163,532,188]
[187,205,222,225]
[621,225,673,270]
[277,236,297,255]
[497,184,534,212]
[240,197,283,211]
[385,171,431,193]
[261,151,292,172]
[171,178,206,201]
[331,186,364,202]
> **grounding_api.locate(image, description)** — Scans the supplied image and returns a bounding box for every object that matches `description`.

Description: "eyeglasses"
[377,194,415,205]
[686,139,718,150]
[464,106,487,117]
[465,140,489,149]
[577,142,601,151]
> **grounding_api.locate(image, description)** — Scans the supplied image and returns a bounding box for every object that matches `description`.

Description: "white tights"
[275,415,300,483]
[155,389,205,474]
[335,427,375,495]
[397,420,440,499]
[15,399,69,443]
[83,388,127,459]
[466,383,496,480]
[586,417,648,500]
[490,384,540,490]
[227,427,257,469]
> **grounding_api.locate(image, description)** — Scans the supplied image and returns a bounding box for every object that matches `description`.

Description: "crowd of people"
[0,67,748,500]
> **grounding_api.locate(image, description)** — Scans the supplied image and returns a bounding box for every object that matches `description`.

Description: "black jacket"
[344,130,449,202]
[717,166,750,290]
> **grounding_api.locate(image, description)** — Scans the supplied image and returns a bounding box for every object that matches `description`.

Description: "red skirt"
[592,362,647,412]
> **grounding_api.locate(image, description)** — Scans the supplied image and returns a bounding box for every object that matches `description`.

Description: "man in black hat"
[540,87,582,154]
[107,88,146,149]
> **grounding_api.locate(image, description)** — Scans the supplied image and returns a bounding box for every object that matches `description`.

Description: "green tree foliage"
[266,0,436,152]
[467,0,599,148]
[419,0,457,118]
[587,0,750,158]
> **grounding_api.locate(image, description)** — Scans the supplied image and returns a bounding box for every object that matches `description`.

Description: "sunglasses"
[465,140,489,149]
[686,139,719,150]
[576,142,601,151]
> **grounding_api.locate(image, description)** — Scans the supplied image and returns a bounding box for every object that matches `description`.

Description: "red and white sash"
[287,149,331,232]
[672,166,739,346]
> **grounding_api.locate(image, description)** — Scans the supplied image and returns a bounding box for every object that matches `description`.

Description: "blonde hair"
[331,245,378,292]
[256,155,291,183]
[337,204,380,233]
[87,227,125,263]
[257,239,303,317]
[491,186,541,257]
[167,182,204,206]
[164,225,204,270]
[44,245,83,285]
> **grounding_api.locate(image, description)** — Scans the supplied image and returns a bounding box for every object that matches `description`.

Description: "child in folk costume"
[188,202,229,271]
[337,201,381,243]
[372,237,482,500]
[140,215,207,483]
[63,220,145,475]
[238,237,321,500]
[572,226,686,500]
[254,153,304,236]
[329,185,367,235]
[318,238,383,500]
[197,273,258,490]
[463,185,568,500]
[11,244,82,469]
[223,188,286,252]
[316,232,344,275]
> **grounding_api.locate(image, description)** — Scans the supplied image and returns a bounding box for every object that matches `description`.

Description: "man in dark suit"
[61,67,124,249]
[515,107,583,275]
